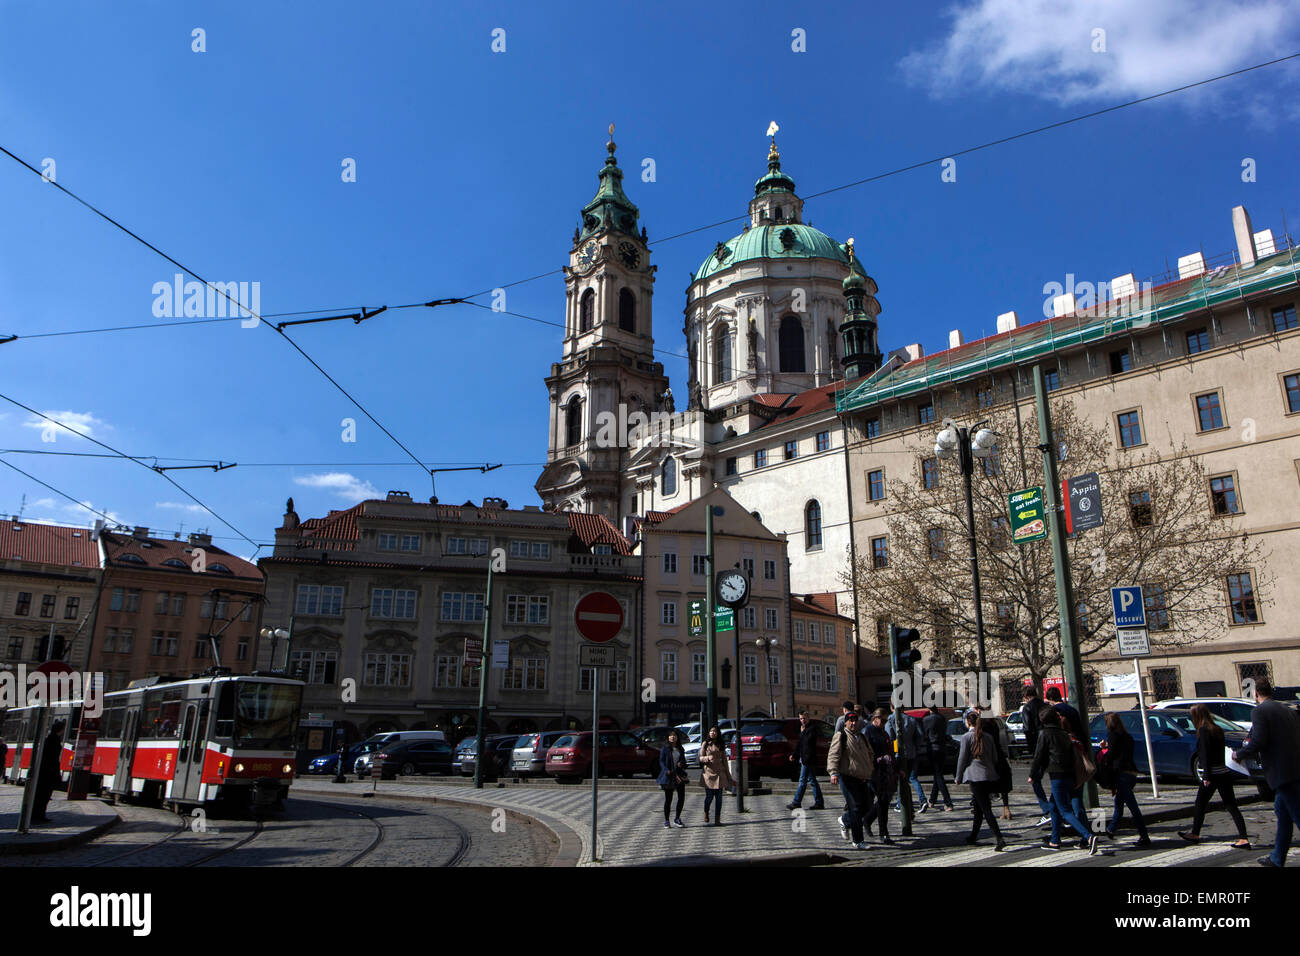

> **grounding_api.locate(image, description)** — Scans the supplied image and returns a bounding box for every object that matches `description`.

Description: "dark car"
[459,734,519,779]
[729,718,833,782]
[306,742,369,775]
[1087,709,1268,796]
[545,731,656,779]
[636,725,679,751]
[377,739,454,779]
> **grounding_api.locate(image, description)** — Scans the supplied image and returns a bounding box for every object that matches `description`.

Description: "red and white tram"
[2,673,303,809]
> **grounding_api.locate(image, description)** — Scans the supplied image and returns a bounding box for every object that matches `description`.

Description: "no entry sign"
[574,591,624,643]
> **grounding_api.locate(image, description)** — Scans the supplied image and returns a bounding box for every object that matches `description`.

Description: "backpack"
[1070,734,1097,786]
[1093,746,1117,789]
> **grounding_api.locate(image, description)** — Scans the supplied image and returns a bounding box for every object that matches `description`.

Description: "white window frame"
[661,601,677,626]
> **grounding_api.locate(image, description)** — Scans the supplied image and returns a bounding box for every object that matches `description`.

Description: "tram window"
[214,684,236,739]
[101,706,125,740]
[143,695,183,738]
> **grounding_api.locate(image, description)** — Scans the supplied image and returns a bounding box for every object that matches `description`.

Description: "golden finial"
[607,122,616,157]
[846,237,856,263]
[766,121,780,164]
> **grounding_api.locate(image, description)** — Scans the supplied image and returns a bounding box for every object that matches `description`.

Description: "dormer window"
[118,553,145,564]
[163,558,188,569]
[208,563,233,574]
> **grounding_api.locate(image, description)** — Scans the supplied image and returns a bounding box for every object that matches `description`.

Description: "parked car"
[375,739,454,779]
[306,742,369,775]
[636,725,678,751]
[512,731,574,776]
[1086,708,1268,795]
[1151,697,1256,732]
[1002,711,1028,755]
[460,734,519,779]
[362,730,446,748]
[545,731,657,779]
[729,718,833,781]
[453,736,478,773]
[683,733,703,768]
[351,740,389,777]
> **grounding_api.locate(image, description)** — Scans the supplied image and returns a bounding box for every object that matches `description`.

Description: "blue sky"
[1,0,1298,559]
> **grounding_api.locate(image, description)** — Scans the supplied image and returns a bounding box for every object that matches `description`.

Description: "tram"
[1,672,304,809]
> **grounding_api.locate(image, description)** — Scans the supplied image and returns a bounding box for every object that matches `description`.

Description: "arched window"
[661,456,677,496]
[779,316,805,373]
[579,289,595,333]
[564,397,582,447]
[618,289,635,332]
[804,500,823,550]
[714,327,732,385]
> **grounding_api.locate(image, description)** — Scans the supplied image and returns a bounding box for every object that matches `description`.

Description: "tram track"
[303,797,471,867]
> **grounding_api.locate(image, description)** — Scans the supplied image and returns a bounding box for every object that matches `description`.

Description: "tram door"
[175,702,208,802]
[113,709,140,795]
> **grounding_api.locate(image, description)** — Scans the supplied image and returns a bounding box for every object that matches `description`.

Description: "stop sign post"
[574,591,623,864]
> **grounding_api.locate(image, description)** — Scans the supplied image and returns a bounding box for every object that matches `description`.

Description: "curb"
[0,805,120,857]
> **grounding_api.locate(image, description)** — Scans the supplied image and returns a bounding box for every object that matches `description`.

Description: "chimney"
[890,343,924,364]
[385,490,412,502]
[188,532,212,547]
[132,526,150,540]
[1051,294,1077,318]
[1177,253,1206,279]
[1253,229,1276,258]
[996,311,1019,333]
[1110,273,1137,300]
[1232,205,1257,267]
[948,329,964,348]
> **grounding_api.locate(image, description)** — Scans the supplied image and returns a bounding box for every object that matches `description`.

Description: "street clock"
[715,569,750,609]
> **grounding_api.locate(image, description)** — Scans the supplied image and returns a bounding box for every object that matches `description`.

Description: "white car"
[683,733,704,768]
[1151,697,1256,732]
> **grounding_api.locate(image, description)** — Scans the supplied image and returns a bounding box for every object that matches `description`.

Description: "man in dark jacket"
[1234,679,1300,867]
[1029,708,1095,851]
[1022,686,1053,825]
[787,711,825,810]
[1045,687,1086,823]
[921,706,954,810]
[886,711,927,811]
[31,720,65,824]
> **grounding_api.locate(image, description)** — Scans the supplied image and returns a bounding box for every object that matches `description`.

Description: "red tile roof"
[299,503,363,543]
[791,592,853,621]
[566,513,634,556]
[0,520,100,568]
[101,531,261,580]
[752,382,840,430]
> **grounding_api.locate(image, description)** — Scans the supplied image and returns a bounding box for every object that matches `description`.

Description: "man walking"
[1233,679,1300,867]
[828,711,875,850]
[921,705,954,811]
[787,711,825,810]
[1046,686,1087,824]
[31,720,65,824]
[1021,685,1053,827]
[834,701,857,736]
[886,709,927,812]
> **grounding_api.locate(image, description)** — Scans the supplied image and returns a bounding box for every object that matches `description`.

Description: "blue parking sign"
[1111,586,1146,628]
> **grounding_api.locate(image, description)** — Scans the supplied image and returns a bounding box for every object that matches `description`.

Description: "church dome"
[694,224,867,284]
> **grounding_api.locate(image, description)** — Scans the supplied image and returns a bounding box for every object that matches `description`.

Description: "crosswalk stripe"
[1114,842,1243,867]
[899,845,1001,867]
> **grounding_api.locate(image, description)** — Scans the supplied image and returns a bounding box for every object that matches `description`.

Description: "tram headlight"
[234,763,245,773]
[281,763,293,775]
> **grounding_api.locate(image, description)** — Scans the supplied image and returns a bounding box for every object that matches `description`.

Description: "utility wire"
[0,449,543,467]
[0,456,118,526]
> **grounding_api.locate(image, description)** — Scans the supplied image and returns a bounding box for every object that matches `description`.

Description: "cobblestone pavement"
[0,791,555,867]
[0,787,118,853]
[296,766,1280,868]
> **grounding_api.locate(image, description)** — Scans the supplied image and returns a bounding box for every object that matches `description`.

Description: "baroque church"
[534,127,886,603]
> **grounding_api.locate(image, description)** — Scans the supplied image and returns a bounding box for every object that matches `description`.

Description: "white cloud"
[293,472,379,502]
[156,501,206,513]
[21,410,108,441]
[902,0,1300,112]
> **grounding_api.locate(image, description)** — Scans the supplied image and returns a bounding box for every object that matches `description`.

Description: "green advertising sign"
[1008,486,1048,543]
[715,607,735,632]
[688,600,705,637]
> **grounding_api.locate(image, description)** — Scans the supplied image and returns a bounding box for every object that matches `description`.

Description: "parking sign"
[1111,586,1146,629]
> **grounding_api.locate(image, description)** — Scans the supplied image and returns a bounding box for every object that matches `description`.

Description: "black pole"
[959,427,989,674]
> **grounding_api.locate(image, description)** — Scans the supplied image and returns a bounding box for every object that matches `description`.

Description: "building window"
[977,388,993,407]
[1237,661,1272,694]
[371,588,417,620]
[768,656,780,686]
[1129,490,1153,527]
[691,553,707,576]
[400,534,421,552]
[661,602,677,626]
[1044,368,1060,391]
[6,636,24,659]
[808,622,819,643]
[793,620,805,642]
[824,666,838,693]
[171,594,184,616]
[1195,392,1225,432]
[805,500,823,550]
[742,653,758,684]
[794,661,807,689]
[434,655,460,689]
[867,469,885,501]
[825,624,836,646]
[784,440,798,461]
[150,632,164,656]
[1209,474,1241,516]
[714,327,732,385]
[922,456,938,490]
[816,430,830,452]
[296,585,344,616]
[1150,667,1181,701]
[579,289,595,332]
[764,607,779,630]
[606,661,628,693]
[724,457,737,477]
[742,607,756,629]
[928,528,946,560]
[377,532,399,551]
[779,316,805,373]
[565,396,581,447]
[1227,573,1259,624]
[663,551,677,574]
[1285,373,1300,414]
[662,456,677,496]
[1117,410,1143,448]
[15,591,32,616]
[661,652,677,683]
[290,650,338,685]
[618,288,636,333]
[691,652,706,683]
[502,657,547,691]
[1110,349,1131,374]
[509,540,552,560]
[38,594,56,618]
[578,667,595,693]
[742,557,755,578]
[446,536,489,556]
[1272,303,1297,332]
[754,449,767,469]
[1145,584,1170,631]
[810,664,822,692]
[763,559,776,580]
[864,418,880,439]
[918,403,935,425]
[155,591,170,615]
[441,592,485,622]
[871,536,888,569]
[1186,328,1209,354]
[506,595,550,625]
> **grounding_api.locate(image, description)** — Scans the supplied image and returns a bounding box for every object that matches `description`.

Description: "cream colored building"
[839,206,1300,712]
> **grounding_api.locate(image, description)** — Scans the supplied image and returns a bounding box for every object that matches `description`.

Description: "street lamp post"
[934,422,997,675]
[755,636,778,717]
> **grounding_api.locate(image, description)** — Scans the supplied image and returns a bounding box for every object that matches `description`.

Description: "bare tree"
[846,394,1270,697]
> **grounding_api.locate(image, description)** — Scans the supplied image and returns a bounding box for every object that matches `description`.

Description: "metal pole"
[1033,364,1095,810]
[960,429,988,674]
[733,625,744,812]
[889,626,913,836]
[18,706,49,833]
[473,559,493,789]
[591,669,600,862]
[1133,658,1159,798]
[705,505,717,737]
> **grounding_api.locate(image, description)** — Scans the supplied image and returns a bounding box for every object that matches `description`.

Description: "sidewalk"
[0,786,119,856]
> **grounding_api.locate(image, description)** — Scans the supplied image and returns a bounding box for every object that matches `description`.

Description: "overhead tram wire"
[0,457,119,526]
[0,449,544,468]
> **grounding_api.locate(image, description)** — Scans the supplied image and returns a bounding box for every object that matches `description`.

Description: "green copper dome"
[694,224,867,283]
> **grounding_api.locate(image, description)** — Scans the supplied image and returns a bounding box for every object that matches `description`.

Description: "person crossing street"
[828,711,875,850]
[787,711,825,811]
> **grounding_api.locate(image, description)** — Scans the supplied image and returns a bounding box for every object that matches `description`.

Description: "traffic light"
[890,626,921,672]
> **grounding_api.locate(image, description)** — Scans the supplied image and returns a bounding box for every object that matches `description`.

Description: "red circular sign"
[574,591,624,643]
[34,660,74,677]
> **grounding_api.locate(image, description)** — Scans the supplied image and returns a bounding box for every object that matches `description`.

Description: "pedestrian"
[1233,678,1300,867]
[970,704,1014,819]
[1021,685,1053,828]
[864,709,899,842]
[921,705,955,811]
[885,709,926,812]
[955,710,1007,850]
[1099,712,1150,847]
[657,729,689,828]
[1045,686,1087,824]
[827,711,875,850]
[698,726,733,826]
[1178,704,1251,849]
[31,720,65,824]
[787,711,825,811]
[833,701,859,736]
[1029,707,1095,852]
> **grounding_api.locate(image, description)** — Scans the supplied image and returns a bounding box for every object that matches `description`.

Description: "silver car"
[511,731,573,776]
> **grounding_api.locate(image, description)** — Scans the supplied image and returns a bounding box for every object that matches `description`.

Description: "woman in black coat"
[1178,705,1250,848]
[1101,713,1150,846]
[656,730,689,829]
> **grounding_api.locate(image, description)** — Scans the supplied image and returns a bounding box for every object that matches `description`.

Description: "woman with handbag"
[1029,707,1095,852]
[658,729,690,828]
[1178,704,1251,849]
[1100,712,1151,847]
[698,726,733,826]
